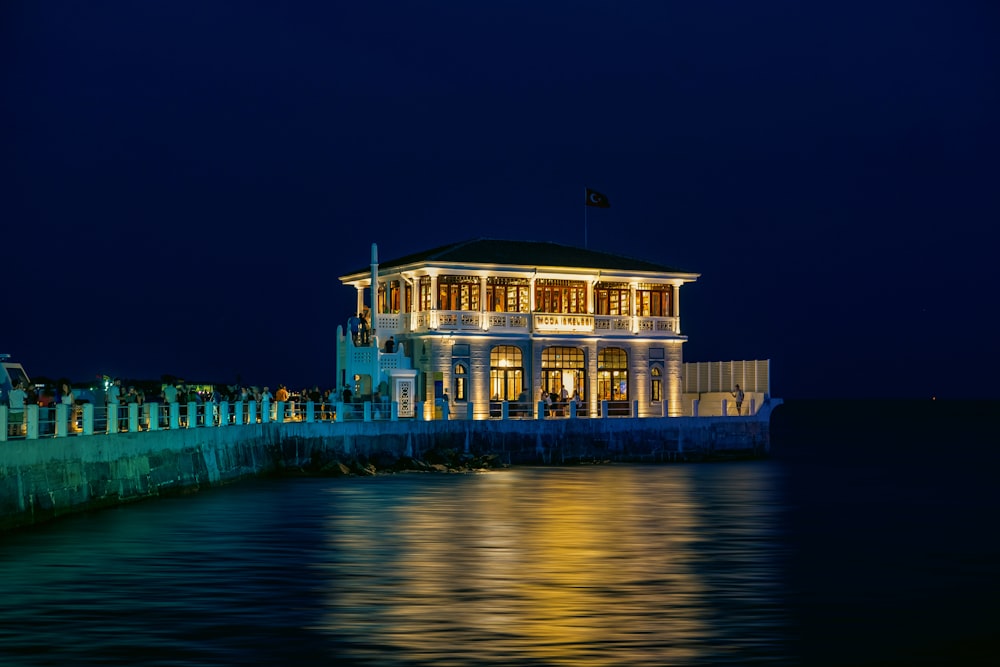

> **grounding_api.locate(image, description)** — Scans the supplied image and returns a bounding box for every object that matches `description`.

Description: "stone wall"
[0,425,284,531]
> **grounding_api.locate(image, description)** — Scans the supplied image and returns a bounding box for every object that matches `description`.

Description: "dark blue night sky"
[3,1,997,399]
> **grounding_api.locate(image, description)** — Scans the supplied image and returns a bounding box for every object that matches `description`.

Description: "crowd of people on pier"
[539,386,585,417]
[3,376,387,437]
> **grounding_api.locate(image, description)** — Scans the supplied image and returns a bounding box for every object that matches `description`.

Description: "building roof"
[341,238,696,279]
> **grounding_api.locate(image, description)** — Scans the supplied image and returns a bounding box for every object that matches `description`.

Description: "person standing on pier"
[275,384,289,420]
[106,378,122,431]
[348,313,360,344]
[731,384,745,415]
[261,386,274,420]
[59,381,76,432]
[123,386,138,431]
[7,380,27,436]
[161,383,179,428]
[162,383,178,405]
[359,310,370,345]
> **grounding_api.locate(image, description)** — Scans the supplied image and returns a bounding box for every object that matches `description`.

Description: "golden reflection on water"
[318,466,783,665]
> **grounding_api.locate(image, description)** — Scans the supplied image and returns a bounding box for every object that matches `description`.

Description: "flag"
[585,188,610,208]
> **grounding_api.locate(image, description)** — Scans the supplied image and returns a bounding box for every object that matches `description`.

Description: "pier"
[0,396,780,532]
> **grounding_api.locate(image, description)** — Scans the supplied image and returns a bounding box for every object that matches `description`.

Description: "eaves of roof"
[340,238,698,280]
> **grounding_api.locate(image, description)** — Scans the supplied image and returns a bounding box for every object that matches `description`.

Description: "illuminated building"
[336,239,699,419]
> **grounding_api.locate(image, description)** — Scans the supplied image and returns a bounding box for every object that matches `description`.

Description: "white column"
[630,282,638,333]
[107,403,119,433]
[370,243,379,317]
[432,274,441,329]
[55,403,69,437]
[411,277,418,318]
[82,403,94,434]
[480,275,489,330]
[673,284,680,332]
[26,405,39,439]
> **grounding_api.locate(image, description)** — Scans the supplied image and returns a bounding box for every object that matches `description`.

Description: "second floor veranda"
[369,310,682,338]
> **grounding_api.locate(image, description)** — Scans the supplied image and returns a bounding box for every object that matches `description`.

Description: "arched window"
[650,364,663,402]
[540,346,586,401]
[490,345,523,402]
[597,347,629,401]
[453,363,468,402]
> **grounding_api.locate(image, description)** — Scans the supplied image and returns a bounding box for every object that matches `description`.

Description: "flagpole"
[584,186,588,249]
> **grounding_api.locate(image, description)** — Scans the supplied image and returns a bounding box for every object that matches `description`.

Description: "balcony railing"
[374,311,681,336]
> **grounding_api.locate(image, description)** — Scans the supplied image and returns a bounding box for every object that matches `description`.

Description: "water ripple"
[1,464,790,665]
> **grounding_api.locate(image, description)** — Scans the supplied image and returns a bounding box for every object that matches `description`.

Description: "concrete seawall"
[1,406,778,531]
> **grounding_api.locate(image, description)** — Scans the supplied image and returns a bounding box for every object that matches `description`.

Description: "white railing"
[486,313,530,331]
[638,316,680,334]
[3,396,695,440]
[0,378,768,442]
[594,315,633,333]
[374,311,681,337]
[434,310,485,331]
[0,399,339,441]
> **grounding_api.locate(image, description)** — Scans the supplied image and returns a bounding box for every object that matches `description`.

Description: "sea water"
[1,399,996,666]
